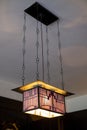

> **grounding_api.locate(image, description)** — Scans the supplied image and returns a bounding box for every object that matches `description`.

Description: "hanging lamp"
[13,2,73,118]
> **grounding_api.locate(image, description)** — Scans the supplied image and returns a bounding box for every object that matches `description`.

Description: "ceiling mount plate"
[24,2,59,25]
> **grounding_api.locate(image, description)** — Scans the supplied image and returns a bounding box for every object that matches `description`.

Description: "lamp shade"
[13,80,72,118]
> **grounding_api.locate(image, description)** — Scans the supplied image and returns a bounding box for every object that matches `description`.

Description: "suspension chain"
[41,21,44,81]
[46,26,50,83]
[36,20,39,80]
[57,20,64,90]
[22,12,26,86]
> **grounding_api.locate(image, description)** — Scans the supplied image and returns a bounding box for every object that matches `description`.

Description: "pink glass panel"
[39,87,65,113]
[23,87,38,111]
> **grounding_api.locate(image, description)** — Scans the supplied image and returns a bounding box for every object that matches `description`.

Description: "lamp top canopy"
[24,2,59,25]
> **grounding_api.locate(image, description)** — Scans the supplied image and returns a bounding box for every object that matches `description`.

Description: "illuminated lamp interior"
[25,109,63,118]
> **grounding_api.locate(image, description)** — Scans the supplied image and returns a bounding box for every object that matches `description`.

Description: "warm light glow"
[19,80,67,95]
[25,108,63,118]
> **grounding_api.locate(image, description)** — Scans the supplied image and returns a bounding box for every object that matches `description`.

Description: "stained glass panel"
[39,87,65,113]
[23,87,38,111]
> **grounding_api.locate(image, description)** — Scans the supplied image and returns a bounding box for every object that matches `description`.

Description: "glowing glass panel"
[25,109,63,118]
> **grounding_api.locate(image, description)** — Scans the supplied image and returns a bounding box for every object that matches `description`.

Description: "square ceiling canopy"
[24,2,59,25]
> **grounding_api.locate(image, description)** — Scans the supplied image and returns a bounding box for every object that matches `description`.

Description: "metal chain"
[57,20,64,90]
[36,20,39,80]
[40,21,44,81]
[22,12,26,86]
[46,26,50,83]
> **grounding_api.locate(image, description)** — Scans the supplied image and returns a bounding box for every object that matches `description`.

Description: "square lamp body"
[23,86,65,118]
